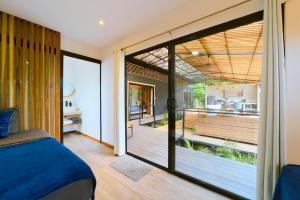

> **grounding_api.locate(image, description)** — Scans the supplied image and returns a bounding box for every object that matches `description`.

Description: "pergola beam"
[198,39,222,74]
[244,27,263,81]
[224,32,235,78]
[177,52,262,56]
[127,57,195,84]
[127,57,168,75]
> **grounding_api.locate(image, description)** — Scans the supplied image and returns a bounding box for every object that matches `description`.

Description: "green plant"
[163,112,168,120]
[191,82,206,108]
[182,139,193,150]
[215,146,236,159]
[194,145,212,153]
[176,114,183,121]
[158,119,168,126]
[234,153,257,165]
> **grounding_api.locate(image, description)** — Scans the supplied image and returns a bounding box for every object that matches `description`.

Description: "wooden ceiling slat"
[244,27,263,81]
[224,32,234,79]
[134,20,263,83]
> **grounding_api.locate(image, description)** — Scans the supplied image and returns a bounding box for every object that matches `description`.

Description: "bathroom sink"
[63,119,73,125]
[63,107,81,115]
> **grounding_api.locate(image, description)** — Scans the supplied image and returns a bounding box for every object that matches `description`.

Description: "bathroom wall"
[63,56,101,140]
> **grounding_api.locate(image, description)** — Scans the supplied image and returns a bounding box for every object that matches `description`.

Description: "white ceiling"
[0,0,260,51]
[0,0,194,48]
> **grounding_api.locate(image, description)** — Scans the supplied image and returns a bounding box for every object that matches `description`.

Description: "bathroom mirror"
[63,81,75,97]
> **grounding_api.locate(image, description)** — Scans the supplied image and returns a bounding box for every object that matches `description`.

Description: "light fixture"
[191,51,199,56]
[98,20,104,25]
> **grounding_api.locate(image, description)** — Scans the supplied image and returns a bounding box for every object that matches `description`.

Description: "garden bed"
[142,114,182,128]
[176,138,257,165]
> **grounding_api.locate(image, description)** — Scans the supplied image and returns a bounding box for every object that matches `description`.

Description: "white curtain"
[113,48,126,156]
[257,0,287,199]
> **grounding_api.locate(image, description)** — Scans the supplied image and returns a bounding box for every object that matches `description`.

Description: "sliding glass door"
[126,47,169,168]
[125,11,263,200]
[171,20,262,200]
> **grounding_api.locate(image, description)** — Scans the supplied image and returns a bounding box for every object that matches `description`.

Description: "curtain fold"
[257,0,286,199]
[113,48,126,155]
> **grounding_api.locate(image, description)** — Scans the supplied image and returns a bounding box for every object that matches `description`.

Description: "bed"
[0,130,96,200]
[273,164,300,200]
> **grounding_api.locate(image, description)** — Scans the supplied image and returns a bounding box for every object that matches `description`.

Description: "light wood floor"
[64,133,231,200]
[127,125,256,199]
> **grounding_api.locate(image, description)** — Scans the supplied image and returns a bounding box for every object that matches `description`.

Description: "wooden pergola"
[133,21,263,83]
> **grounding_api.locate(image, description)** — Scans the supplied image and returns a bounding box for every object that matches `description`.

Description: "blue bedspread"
[0,137,96,200]
[273,164,300,200]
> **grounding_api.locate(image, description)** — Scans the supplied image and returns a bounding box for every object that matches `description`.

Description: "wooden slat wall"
[40,27,45,129]
[21,20,28,130]
[55,33,61,141]
[0,12,61,141]
[29,23,35,129]
[8,15,14,107]
[49,31,55,137]
[1,13,7,107]
[15,18,21,128]
[35,25,40,129]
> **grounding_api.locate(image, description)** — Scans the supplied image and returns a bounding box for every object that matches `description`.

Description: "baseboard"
[63,131,76,134]
[75,131,99,143]
[74,131,114,149]
[100,141,114,149]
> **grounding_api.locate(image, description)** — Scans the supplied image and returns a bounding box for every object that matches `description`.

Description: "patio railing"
[178,109,260,145]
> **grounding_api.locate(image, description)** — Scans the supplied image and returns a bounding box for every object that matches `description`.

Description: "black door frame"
[60,50,102,143]
[124,10,264,200]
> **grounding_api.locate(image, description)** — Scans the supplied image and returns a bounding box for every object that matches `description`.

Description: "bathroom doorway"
[60,51,101,143]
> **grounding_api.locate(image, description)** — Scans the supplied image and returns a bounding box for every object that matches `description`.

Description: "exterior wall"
[176,83,191,110]
[127,73,192,116]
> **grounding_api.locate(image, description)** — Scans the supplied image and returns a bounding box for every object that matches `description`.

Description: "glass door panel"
[126,47,169,168]
[173,20,262,199]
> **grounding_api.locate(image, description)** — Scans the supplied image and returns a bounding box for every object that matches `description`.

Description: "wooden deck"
[127,125,256,200]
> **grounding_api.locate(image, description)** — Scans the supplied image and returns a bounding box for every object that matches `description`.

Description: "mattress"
[0,130,96,200]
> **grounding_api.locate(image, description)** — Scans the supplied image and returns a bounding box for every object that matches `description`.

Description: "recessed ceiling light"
[191,51,199,56]
[98,20,104,25]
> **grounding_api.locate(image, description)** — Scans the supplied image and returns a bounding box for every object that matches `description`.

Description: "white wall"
[101,57,115,145]
[285,0,300,165]
[99,0,264,147]
[61,35,101,60]
[63,56,101,140]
